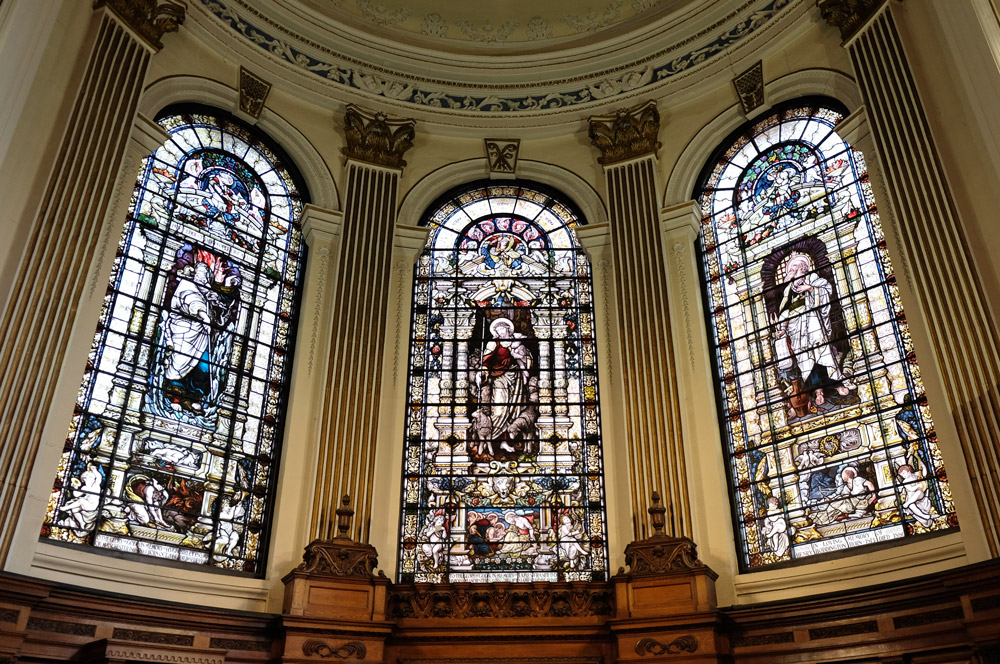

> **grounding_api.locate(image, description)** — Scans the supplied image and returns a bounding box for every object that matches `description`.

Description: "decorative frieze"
[484,138,520,174]
[589,101,661,165]
[95,0,185,50]
[341,105,415,168]
[817,0,887,41]
[388,584,614,620]
[732,60,764,114]
[238,65,271,119]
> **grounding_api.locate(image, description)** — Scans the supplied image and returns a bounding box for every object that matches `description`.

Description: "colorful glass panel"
[697,102,958,569]
[41,109,305,574]
[398,183,608,583]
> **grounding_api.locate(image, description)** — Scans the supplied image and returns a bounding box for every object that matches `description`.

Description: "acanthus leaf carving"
[589,100,661,165]
[623,535,706,577]
[95,0,186,50]
[341,105,415,169]
[817,0,886,41]
[294,538,378,578]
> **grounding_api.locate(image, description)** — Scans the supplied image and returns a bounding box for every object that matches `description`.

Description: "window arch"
[41,107,307,575]
[695,99,958,570]
[398,181,608,583]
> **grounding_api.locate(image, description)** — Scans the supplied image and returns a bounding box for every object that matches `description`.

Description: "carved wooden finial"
[335,494,354,539]
[648,490,667,537]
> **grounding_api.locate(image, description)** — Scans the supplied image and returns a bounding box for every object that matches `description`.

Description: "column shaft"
[849,7,1000,554]
[0,10,152,565]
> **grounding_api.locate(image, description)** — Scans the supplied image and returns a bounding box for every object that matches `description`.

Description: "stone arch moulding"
[664,68,862,207]
[140,74,340,212]
[397,158,609,232]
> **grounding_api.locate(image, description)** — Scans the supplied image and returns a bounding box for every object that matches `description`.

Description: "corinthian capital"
[817,0,887,41]
[341,105,416,169]
[588,100,661,165]
[95,0,186,51]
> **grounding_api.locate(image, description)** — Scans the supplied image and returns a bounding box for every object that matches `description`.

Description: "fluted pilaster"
[590,102,690,539]
[311,107,415,542]
[826,1,1000,554]
[0,1,183,565]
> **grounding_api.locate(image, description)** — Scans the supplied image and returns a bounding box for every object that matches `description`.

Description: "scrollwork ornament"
[94,0,186,50]
[294,538,378,578]
[302,639,368,660]
[634,635,698,656]
[624,535,704,576]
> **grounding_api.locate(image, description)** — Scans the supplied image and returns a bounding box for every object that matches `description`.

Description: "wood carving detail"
[817,0,886,41]
[730,632,795,647]
[95,0,186,50]
[294,538,378,578]
[389,585,613,619]
[623,535,704,576]
[589,100,661,165]
[239,66,272,119]
[112,628,195,646]
[208,637,270,651]
[302,639,367,659]
[635,635,698,656]
[808,620,878,640]
[26,617,96,636]
[342,105,415,168]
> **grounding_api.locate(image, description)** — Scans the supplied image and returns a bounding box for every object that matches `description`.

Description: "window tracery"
[41,107,306,574]
[398,182,608,583]
[696,100,958,569]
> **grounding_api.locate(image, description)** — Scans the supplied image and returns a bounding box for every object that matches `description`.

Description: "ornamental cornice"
[194,0,805,116]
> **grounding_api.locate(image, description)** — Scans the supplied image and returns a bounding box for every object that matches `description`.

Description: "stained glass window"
[41,107,306,574]
[697,100,958,570]
[397,182,608,583]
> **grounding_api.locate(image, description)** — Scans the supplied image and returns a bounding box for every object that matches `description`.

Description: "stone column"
[820,0,1000,556]
[310,106,415,543]
[0,0,184,566]
[589,101,690,539]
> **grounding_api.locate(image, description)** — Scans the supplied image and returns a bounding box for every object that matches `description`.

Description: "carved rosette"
[817,0,887,41]
[341,105,416,169]
[239,66,272,120]
[733,61,764,115]
[623,535,706,577]
[94,0,186,50]
[294,538,378,578]
[588,100,661,165]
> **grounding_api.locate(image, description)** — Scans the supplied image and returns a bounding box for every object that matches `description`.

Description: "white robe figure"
[898,465,936,528]
[557,514,590,570]
[60,462,103,530]
[162,262,216,411]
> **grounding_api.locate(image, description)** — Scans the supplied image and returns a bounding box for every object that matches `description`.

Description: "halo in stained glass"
[696,99,958,570]
[398,182,609,583]
[41,107,306,575]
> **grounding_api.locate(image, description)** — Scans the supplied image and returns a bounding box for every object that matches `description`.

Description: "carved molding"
[112,628,194,646]
[95,0,186,50]
[733,60,764,114]
[238,66,272,119]
[302,639,368,659]
[208,637,270,651]
[730,632,795,647]
[634,635,699,656]
[389,584,614,619]
[294,538,379,578]
[0,609,17,623]
[307,244,332,374]
[341,105,415,169]
[623,535,706,577]
[26,617,96,636]
[484,139,520,174]
[588,100,661,165]
[808,620,878,640]
[817,0,887,41]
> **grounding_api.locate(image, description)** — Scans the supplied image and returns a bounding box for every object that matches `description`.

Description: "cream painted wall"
[2,0,995,612]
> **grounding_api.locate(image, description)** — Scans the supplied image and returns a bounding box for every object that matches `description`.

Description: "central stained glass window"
[697,100,958,570]
[398,182,608,583]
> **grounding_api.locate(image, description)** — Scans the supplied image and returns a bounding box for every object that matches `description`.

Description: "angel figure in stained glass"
[420,511,449,569]
[761,496,791,558]
[897,465,936,528]
[57,460,104,531]
[557,512,590,570]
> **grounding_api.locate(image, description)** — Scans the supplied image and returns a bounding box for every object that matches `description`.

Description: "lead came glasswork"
[41,110,305,574]
[398,184,609,583]
[697,102,958,569]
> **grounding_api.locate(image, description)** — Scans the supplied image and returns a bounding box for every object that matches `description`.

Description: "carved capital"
[341,105,415,169]
[94,0,186,51]
[623,535,708,577]
[733,61,764,115]
[294,538,379,578]
[239,66,272,120]
[817,0,887,41]
[589,100,661,165]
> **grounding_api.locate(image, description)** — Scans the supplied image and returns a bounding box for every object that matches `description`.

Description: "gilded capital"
[341,105,416,169]
[817,0,887,41]
[94,0,186,51]
[588,100,661,165]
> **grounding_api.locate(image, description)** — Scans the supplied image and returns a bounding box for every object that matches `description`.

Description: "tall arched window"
[696,100,958,570]
[398,182,608,583]
[41,107,306,575]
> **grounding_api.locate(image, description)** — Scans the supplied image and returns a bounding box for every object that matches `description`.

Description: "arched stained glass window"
[398,182,608,583]
[696,100,958,570]
[41,107,306,574]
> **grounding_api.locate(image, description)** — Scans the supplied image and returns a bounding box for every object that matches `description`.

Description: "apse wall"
[0,0,997,616]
